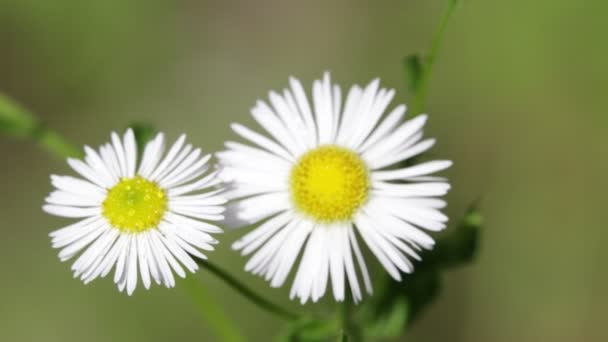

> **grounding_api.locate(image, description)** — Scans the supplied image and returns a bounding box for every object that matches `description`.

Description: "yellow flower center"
[102,176,167,233]
[290,145,370,222]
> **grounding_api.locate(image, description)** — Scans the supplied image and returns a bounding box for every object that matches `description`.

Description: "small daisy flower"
[219,73,452,304]
[44,129,225,295]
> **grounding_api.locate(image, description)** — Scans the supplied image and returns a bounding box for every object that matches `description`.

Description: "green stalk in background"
[406,0,461,116]
[0,94,82,158]
[184,275,245,342]
[197,259,299,321]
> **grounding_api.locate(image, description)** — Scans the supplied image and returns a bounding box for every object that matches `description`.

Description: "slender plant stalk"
[184,276,245,342]
[32,124,83,158]
[196,259,299,321]
[410,0,460,115]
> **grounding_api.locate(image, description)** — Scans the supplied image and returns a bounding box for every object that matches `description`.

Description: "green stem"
[196,259,299,321]
[184,276,245,342]
[0,93,82,159]
[340,297,361,342]
[410,0,460,115]
[32,124,83,159]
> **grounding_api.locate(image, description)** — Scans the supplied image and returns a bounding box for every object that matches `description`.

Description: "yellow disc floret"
[290,145,370,222]
[102,176,167,233]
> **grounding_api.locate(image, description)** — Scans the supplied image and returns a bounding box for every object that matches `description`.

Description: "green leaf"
[129,121,157,152]
[363,295,409,339]
[420,202,483,270]
[276,316,339,342]
[404,54,423,94]
[0,93,39,137]
[357,202,482,336]
[338,330,348,342]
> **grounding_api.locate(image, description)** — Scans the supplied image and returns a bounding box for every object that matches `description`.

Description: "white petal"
[289,77,317,146]
[149,134,187,181]
[168,170,222,197]
[111,131,129,178]
[355,215,402,281]
[230,123,294,162]
[58,224,109,261]
[336,85,364,145]
[123,129,137,178]
[363,115,426,162]
[232,211,293,253]
[50,175,105,200]
[46,190,101,207]
[251,101,302,157]
[372,182,451,197]
[371,160,453,181]
[138,133,165,178]
[369,138,435,170]
[43,205,101,218]
[137,234,151,290]
[269,220,311,287]
[328,225,346,301]
[347,226,373,294]
[358,104,406,153]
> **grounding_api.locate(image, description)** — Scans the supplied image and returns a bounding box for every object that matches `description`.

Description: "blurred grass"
[0,0,607,341]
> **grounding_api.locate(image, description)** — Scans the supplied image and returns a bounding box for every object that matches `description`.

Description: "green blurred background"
[1,0,607,341]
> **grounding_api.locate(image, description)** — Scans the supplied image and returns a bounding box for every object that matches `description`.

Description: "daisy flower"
[44,129,225,295]
[219,73,452,304]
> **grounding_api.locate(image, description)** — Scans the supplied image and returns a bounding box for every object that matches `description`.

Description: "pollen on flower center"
[290,145,370,222]
[102,176,167,233]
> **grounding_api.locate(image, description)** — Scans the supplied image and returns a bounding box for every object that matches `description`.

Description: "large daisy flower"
[219,73,452,304]
[44,129,225,295]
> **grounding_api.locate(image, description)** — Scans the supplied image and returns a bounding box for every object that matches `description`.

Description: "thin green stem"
[340,297,362,342]
[184,276,245,342]
[0,94,82,159]
[410,0,460,115]
[32,124,83,159]
[196,258,299,321]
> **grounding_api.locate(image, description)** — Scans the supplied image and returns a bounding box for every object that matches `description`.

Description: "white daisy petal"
[99,144,121,183]
[289,77,317,146]
[267,93,309,152]
[84,146,115,186]
[369,138,435,170]
[123,129,137,178]
[111,132,129,178]
[336,85,363,145]
[357,104,407,153]
[43,205,101,218]
[231,123,294,162]
[221,73,451,303]
[328,225,346,301]
[371,160,453,181]
[67,156,107,188]
[341,226,362,302]
[343,79,380,149]
[362,114,427,162]
[137,234,151,290]
[138,133,165,178]
[46,190,101,207]
[45,130,224,294]
[251,101,302,157]
[149,134,186,181]
[50,175,105,200]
